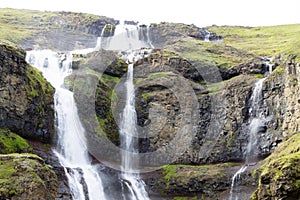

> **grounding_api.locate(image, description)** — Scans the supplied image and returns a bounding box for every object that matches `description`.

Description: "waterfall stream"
[229,58,274,200]
[119,62,150,200]
[109,22,152,200]
[26,50,106,200]
[25,22,153,200]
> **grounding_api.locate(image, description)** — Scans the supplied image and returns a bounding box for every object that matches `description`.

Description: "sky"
[0,0,300,27]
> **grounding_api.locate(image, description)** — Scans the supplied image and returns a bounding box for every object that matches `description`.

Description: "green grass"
[0,8,112,44]
[165,37,251,70]
[0,8,56,43]
[208,24,300,59]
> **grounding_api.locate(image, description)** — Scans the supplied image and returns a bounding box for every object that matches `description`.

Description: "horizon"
[0,0,300,27]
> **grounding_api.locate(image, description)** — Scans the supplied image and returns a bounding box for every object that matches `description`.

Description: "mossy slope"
[0,153,57,199]
[252,132,300,199]
[0,128,32,154]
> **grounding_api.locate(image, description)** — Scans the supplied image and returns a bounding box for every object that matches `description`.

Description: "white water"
[246,78,266,162]
[26,50,106,200]
[97,22,153,200]
[25,21,153,200]
[204,30,211,42]
[100,21,153,51]
[229,58,273,200]
[229,165,247,200]
[119,62,150,200]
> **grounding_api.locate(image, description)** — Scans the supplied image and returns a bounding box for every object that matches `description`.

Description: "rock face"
[144,162,257,199]
[0,40,55,143]
[132,50,272,164]
[66,47,300,199]
[0,153,58,200]
[252,132,300,200]
[149,23,221,48]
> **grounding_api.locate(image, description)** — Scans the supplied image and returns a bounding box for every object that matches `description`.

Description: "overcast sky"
[1,0,300,27]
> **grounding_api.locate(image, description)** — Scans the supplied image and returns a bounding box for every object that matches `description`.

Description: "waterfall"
[104,21,153,51]
[26,50,107,200]
[204,30,211,42]
[229,58,273,200]
[119,61,150,200]
[100,21,153,199]
[25,20,153,200]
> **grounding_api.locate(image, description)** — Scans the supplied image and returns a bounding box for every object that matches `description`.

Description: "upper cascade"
[96,21,154,51]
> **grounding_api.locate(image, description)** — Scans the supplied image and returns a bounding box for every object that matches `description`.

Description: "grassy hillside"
[0,8,113,44]
[208,24,300,58]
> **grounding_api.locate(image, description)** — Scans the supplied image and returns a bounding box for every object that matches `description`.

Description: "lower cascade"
[229,58,274,200]
[119,55,150,200]
[26,50,107,200]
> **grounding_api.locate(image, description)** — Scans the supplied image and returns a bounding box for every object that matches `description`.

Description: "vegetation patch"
[0,8,114,44]
[208,24,300,58]
[25,63,55,128]
[251,132,300,199]
[0,153,57,199]
[159,162,239,196]
[165,37,251,70]
[0,128,32,154]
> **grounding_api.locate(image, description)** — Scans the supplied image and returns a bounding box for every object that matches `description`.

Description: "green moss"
[140,93,156,102]
[24,64,55,137]
[146,72,174,80]
[173,197,198,200]
[26,64,54,100]
[104,24,116,35]
[94,76,120,145]
[101,74,120,87]
[206,82,223,94]
[254,74,264,79]
[160,163,238,190]
[273,65,284,75]
[0,128,32,154]
[0,153,57,199]
[252,132,300,199]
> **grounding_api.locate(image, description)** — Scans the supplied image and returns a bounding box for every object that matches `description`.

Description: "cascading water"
[119,60,150,200]
[204,30,211,42]
[104,22,153,200]
[103,21,153,51]
[26,50,107,200]
[25,20,153,200]
[229,58,273,200]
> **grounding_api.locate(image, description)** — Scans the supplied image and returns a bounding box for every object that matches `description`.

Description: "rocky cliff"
[0,40,58,199]
[65,33,300,199]
[0,40,55,142]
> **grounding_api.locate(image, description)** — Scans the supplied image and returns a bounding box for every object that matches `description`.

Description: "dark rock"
[0,40,55,143]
